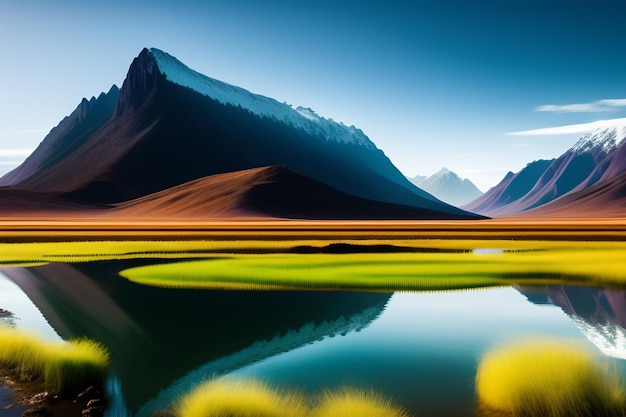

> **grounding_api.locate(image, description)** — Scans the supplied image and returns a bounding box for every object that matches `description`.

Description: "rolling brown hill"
[112,166,477,220]
[0,187,102,217]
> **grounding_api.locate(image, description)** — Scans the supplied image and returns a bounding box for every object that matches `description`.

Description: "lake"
[0,239,625,416]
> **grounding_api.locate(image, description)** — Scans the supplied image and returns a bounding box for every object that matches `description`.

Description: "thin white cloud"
[0,149,34,157]
[507,118,626,136]
[536,99,626,113]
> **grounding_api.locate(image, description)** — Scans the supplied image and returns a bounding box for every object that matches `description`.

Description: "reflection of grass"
[0,327,109,396]
[172,378,408,417]
[174,377,309,417]
[311,387,410,417]
[476,338,626,417]
[119,244,626,291]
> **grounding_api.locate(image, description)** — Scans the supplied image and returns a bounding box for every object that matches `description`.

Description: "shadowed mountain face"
[3,262,391,412]
[524,169,626,218]
[0,48,479,220]
[463,120,626,217]
[409,168,482,207]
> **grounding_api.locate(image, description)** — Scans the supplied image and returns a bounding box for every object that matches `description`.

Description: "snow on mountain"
[571,118,626,155]
[464,118,626,216]
[149,48,375,149]
[409,168,482,207]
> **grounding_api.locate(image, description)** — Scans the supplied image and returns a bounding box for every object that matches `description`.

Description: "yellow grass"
[0,238,622,266]
[174,377,309,417]
[476,338,626,417]
[311,387,410,417]
[0,326,109,395]
[173,378,410,417]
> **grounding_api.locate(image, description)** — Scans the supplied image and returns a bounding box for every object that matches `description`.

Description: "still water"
[1,261,625,417]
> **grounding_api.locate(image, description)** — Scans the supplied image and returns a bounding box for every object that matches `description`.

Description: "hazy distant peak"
[409,167,482,206]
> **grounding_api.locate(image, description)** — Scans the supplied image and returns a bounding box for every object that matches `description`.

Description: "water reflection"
[517,285,626,359]
[0,308,16,328]
[3,261,391,413]
[4,258,626,417]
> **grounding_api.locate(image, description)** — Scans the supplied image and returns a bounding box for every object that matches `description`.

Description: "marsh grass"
[311,387,410,417]
[173,378,410,417]
[174,377,309,417]
[476,338,626,417]
[0,327,109,396]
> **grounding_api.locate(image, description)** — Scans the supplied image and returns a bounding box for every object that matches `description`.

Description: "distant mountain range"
[463,120,626,217]
[409,168,483,206]
[0,48,480,220]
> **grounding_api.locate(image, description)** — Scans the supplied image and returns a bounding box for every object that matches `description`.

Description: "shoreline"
[0,372,104,417]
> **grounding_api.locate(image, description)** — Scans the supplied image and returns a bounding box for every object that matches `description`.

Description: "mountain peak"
[571,118,626,155]
[117,48,162,112]
[409,167,482,206]
[142,48,377,149]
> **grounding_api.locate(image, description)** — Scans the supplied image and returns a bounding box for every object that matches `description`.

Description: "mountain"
[462,159,554,215]
[463,119,626,216]
[409,168,482,206]
[409,174,427,185]
[521,169,626,218]
[0,48,480,220]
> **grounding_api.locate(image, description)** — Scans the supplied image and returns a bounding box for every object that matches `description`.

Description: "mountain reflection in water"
[3,261,391,413]
[517,285,626,359]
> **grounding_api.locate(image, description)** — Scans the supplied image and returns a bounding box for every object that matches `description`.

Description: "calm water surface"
[0,261,625,417]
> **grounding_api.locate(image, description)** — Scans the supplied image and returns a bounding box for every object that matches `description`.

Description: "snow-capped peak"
[571,118,626,155]
[295,106,320,121]
[434,167,452,176]
[147,48,376,149]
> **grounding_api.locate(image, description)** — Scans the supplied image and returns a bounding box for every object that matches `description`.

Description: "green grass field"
[118,242,626,291]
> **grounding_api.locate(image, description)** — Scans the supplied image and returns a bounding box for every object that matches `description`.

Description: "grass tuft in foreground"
[0,326,110,396]
[476,338,626,417]
[173,377,410,417]
[311,387,410,417]
[174,377,309,417]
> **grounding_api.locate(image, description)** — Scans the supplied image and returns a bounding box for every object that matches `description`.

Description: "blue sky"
[1,1,626,191]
